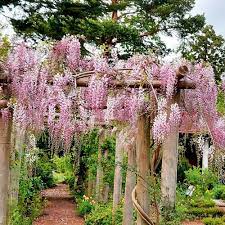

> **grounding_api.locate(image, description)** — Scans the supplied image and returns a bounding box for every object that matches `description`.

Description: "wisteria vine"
[0,36,225,150]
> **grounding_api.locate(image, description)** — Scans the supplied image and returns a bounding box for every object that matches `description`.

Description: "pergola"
[0,65,196,225]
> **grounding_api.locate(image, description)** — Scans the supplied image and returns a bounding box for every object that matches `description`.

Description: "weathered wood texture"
[122,142,136,225]
[95,130,105,202]
[0,116,12,225]
[161,92,180,209]
[9,126,25,206]
[113,130,124,210]
[136,114,151,225]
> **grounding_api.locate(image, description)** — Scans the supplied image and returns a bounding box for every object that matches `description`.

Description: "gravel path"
[33,184,84,225]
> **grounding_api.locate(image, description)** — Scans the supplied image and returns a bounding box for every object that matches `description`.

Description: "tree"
[1,0,205,57]
[180,25,225,81]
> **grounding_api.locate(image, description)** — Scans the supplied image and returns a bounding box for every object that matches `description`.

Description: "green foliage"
[177,158,191,182]
[160,190,189,224]
[9,169,43,224]
[77,195,95,216]
[53,154,74,184]
[36,157,55,188]
[0,36,11,61]
[185,168,218,193]
[85,202,123,225]
[217,90,225,115]
[188,207,224,218]
[53,154,73,174]
[203,217,225,225]
[73,129,116,197]
[10,193,42,225]
[2,0,205,57]
[212,185,225,200]
[180,25,225,81]
[189,197,215,208]
[101,136,116,186]
[9,145,56,225]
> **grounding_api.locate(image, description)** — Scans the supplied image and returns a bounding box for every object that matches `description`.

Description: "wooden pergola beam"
[76,76,195,89]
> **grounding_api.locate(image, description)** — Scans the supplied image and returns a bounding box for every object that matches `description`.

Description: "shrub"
[36,158,55,188]
[190,197,215,208]
[53,155,74,185]
[185,168,218,193]
[78,195,95,216]
[188,207,224,218]
[177,158,191,182]
[85,203,123,225]
[9,186,43,225]
[213,185,225,200]
[203,217,225,225]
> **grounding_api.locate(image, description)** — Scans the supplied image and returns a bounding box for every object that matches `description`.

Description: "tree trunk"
[113,130,124,210]
[202,138,209,170]
[0,116,12,225]
[122,142,136,225]
[161,93,180,209]
[136,114,151,225]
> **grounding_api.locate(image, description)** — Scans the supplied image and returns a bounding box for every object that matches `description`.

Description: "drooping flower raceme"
[153,100,181,143]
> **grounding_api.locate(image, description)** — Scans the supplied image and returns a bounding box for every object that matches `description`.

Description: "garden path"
[33,184,84,225]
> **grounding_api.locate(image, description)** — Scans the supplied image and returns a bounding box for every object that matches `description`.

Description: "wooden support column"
[161,92,180,209]
[113,130,124,210]
[103,148,110,203]
[122,141,136,225]
[9,126,25,207]
[0,115,12,225]
[95,130,104,202]
[136,114,151,225]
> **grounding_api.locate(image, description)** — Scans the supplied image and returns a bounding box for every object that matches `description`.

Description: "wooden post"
[0,115,12,225]
[122,141,136,225]
[136,114,151,225]
[161,92,180,209]
[95,130,104,202]
[9,126,25,207]
[103,148,110,203]
[112,130,124,210]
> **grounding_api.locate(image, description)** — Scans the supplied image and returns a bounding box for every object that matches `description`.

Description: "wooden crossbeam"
[76,76,195,89]
[0,66,195,110]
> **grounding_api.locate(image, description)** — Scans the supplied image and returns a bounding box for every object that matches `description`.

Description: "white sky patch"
[192,0,225,37]
[163,0,225,61]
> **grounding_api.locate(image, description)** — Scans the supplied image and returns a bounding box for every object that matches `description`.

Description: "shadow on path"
[33,184,84,225]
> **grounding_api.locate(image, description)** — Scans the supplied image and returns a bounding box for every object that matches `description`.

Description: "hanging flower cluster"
[1,36,225,151]
[50,36,81,72]
[153,99,181,143]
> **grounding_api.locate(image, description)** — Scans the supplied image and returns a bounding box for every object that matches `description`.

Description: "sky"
[192,0,225,37]
[161,0,225,59]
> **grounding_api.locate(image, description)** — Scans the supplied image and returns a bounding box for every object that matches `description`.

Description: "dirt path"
[33,184,84,225]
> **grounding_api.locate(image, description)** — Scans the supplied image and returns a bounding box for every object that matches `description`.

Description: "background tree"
[0,0,205,57]
[180,25,225,81]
